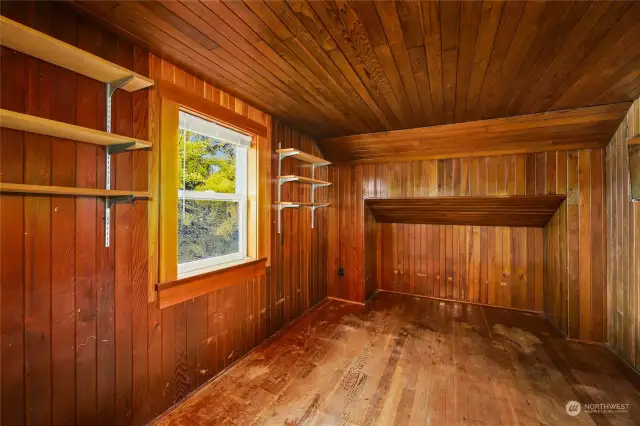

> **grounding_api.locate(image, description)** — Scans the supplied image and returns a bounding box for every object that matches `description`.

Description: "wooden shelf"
[277,175,331,186]
[276,148,331,166]
[276,201,330,207]
[0,183,150,198]
[0,109,151,149]
[628,135,640,146]
[1,16,153,92]
[365,195,565,227]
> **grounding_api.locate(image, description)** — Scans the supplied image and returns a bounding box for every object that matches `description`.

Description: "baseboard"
[378,289,544,315]
[327,296,365,306]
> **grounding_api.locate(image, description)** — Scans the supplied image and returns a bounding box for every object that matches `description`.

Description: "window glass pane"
[178,129,238,194]
[178,198,240,264]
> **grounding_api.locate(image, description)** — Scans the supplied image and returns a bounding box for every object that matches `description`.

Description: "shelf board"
[0,16,153,92]
[276,148,331,166]
[276,201,330,207]
[0,183,150,198]
[0,109,151,150]
[277,175,332,186]
[365,195,565,227]
[628,135,640,146]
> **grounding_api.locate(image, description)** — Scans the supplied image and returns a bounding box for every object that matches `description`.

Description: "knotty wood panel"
[332,151,606,328]
[318,103,630,162]
[365,195,565,227]
[605,97,640,371]
[0,3,328,425]
[71,0,640,138]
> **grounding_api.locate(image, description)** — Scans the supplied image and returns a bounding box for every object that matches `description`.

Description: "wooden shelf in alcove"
[0,16,153,92]
[364,195,566,227]
[0,109,151,150]
[628,135,640,146]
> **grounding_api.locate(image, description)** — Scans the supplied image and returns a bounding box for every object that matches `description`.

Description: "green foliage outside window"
[178,130,241,264]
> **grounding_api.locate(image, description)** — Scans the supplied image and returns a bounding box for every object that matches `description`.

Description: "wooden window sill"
[156,257,266,309]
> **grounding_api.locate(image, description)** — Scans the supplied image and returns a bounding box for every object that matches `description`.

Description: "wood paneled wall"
[331,151,606,331]
[0,3,327,425]
[271,118,329,323]
[542,150,606,342]
[606,97,639,371]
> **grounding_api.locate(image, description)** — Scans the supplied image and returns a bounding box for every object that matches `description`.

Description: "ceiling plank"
[62,0,640,139]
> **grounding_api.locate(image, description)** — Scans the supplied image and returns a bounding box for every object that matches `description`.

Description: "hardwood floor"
[152,292,640,425]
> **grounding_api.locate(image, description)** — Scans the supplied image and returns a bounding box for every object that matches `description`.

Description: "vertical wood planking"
[0,8,27,424]
[49,11,77,426]
[0,3,329,423]
[606,98,639,371]
[24,7,54,424]
[339,149,607,323]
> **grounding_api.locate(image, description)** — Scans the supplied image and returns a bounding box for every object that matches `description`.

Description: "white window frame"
[177,116,250,279]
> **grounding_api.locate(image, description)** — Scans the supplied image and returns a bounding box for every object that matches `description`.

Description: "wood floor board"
[151,292,640,426]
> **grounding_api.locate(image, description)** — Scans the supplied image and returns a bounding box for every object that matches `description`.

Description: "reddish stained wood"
[0,37,27,426]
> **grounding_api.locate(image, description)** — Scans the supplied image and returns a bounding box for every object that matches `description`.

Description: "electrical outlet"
[338,267,344,276]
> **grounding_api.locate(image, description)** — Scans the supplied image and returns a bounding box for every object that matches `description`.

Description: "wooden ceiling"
[319,102,631,162]
[365,195,567,227]
[71,0,640,138]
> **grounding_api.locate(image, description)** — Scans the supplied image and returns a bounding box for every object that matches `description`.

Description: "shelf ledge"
[0,183,150,198]
[0,109,151,150]
[628,135,640,146]
[277,175,332,186]
[276,201,330,207]
[1,16,153,92]
[364,195,565,227]
[276,148,331,166]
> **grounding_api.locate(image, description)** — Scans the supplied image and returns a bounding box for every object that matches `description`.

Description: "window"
[177,111,251,278]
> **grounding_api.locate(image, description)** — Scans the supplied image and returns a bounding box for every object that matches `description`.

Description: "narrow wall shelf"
[0,183,150,198]
[628,135,640,146]
[277,175,332,186]
[276,148,331,166]
[0,16,153,92]
[0,109,151,150]
[276,146,331,232]
[1,16,155,247]
[276,201,330,208]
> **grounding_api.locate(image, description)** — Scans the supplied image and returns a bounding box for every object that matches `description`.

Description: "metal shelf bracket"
[104,195,135,247]
[103,76,137,248]
[276,143,330,233]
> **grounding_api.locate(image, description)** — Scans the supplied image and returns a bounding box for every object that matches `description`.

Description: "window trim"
[151,84,271,305]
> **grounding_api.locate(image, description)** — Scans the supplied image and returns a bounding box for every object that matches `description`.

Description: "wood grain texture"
[69,0,640,138]
[0,3,328,425]
[158,259,267,309]
[0,15,153,91]
[150,292,640,426]
[318,103,631,163]
[332,151,605,323]
[365,195,565,227]
[606,97,640,371]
